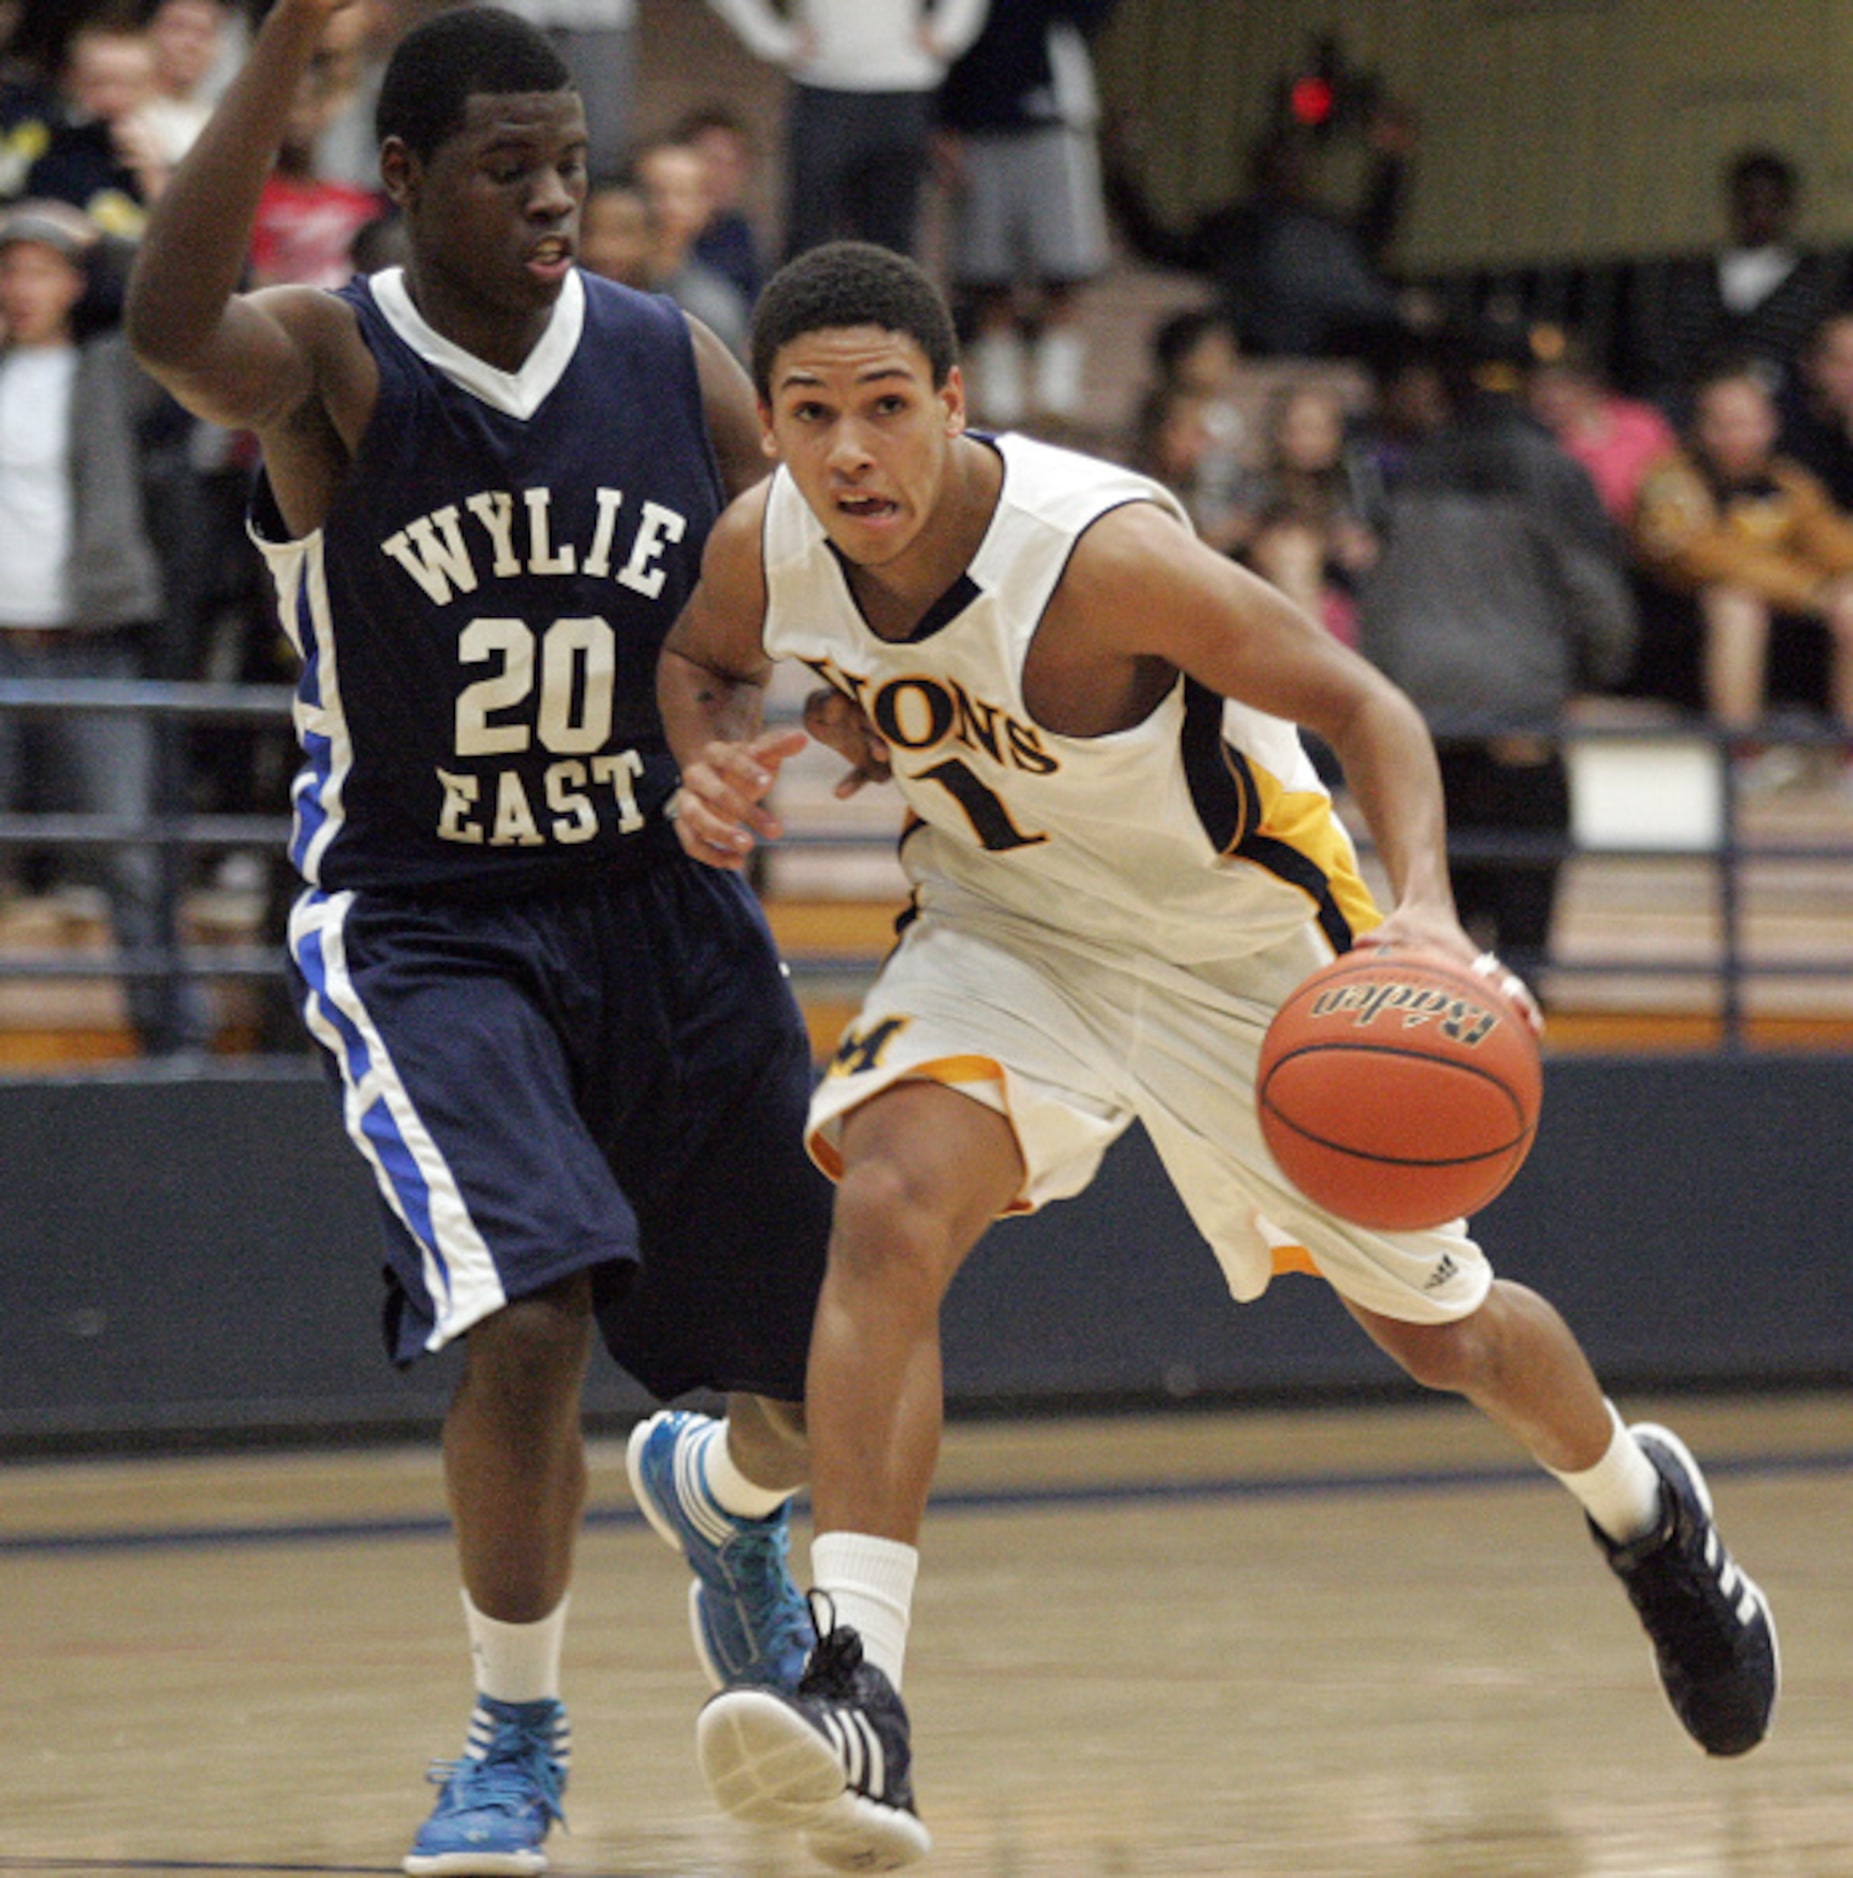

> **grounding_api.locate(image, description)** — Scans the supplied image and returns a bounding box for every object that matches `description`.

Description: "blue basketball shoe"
[626,1408,813,1693]
[403,1695,569,1876]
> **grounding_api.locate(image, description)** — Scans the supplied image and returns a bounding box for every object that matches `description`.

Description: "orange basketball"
[1256,946,1543,1231]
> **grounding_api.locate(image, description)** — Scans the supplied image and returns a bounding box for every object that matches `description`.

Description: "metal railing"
[1423,711,1853,1043]
[3,678,1851,1054]
[0,679,294,1008]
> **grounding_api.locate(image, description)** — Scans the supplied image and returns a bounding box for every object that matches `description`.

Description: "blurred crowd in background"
[9,0,1853,1051]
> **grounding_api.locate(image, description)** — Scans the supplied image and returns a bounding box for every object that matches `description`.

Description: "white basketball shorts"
[806,907,1493,1326]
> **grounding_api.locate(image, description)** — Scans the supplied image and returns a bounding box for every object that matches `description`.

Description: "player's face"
[388,89,588,324]
[761,326,966,569]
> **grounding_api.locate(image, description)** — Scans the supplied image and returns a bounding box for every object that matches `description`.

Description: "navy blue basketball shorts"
[286,858,831,1403]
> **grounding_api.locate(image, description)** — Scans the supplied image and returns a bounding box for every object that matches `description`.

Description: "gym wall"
[1,1057,1844,1450]
[1094,0,1853,273]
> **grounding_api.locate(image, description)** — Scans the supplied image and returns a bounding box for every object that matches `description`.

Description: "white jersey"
[760,431,1379,965]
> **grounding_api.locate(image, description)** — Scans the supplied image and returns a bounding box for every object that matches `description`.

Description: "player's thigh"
[808,914,1132,1213]
[291,888,633,1356]
[834,1076,1028,1273]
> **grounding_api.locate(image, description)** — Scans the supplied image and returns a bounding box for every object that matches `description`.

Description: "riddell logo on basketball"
[1308,980,1500,1047]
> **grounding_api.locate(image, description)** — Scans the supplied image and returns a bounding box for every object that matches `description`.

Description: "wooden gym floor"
[4,1390,1850,1877]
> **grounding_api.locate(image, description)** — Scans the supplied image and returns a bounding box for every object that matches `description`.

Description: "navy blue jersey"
[252,267,723,898]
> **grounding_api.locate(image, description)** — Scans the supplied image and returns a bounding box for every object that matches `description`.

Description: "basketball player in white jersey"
[658,240,1778,1871]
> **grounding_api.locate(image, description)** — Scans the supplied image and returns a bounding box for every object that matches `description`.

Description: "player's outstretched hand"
[803,686,893,799]
[669,726,808,870]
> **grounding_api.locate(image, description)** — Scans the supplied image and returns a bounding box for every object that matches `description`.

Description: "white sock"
[697,1416,798,1521]
[1546,1402,1665,1544]
[811,1531,918,1690]
[463,1589,568,1707]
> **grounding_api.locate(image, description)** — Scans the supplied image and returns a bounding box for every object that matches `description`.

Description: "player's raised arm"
[125,0,357,435]
[658,485,805,868]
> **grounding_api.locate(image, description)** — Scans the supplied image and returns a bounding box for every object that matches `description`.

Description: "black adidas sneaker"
[696,1598,931,1871]
[1593,1422,1779,1756]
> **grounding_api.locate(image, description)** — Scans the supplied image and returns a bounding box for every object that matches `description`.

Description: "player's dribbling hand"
[803,686,893,799]
[668,726,807,870]
[1354,915,1544,1039]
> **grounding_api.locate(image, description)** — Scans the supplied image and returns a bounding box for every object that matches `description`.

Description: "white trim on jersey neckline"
[369,266,585,421]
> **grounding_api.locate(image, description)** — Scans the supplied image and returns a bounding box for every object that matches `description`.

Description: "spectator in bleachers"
[579,173,653,290]
[938,0,1115,432]
[1150,304,1243,402]
[1779,307,1853,511]
[1357,321,1637,979]
[1525,326,1677,535]
[0,198,206,1055]
[1135,305,1247,544]
[1106,101,1418,360]
[1626,147,1845,422]
[248,6,383,288]
[1345,331,1448,516]
[1226,377,1377,646]
[136,0,228,169]
[704,0,991,263]
[629,133,751,358]
[676,102,766,308]
[24,12,168,237]
[309,0,439,192]
[1632,356,1853,773]
[1129,376,1240,554]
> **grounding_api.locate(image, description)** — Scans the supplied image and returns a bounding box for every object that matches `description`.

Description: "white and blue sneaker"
[626,1409,814,1693]
[404,1695,569,1875]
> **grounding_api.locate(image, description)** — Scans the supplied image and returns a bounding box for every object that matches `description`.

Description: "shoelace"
[721,1519,816,1656]
[424,1721,567,1826]
[798,1589,866,1697]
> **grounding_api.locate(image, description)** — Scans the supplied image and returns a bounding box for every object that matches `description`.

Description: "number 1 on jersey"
[916,757,1047,852]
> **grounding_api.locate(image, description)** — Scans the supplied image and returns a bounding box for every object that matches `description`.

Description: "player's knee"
[1382,1311,1495,1398]
[829,1156,962,1301]
[464,1275,595,1403]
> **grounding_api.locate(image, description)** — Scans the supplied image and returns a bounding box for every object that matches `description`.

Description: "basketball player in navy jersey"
[658,242,1778,1870]
[126,5,831,1872]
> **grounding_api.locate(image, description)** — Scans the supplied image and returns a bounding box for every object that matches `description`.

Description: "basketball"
[1256,946,1543,1231]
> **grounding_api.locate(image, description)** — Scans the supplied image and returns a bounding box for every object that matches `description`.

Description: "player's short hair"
[376,6,573,164]
[751,241,957,401]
